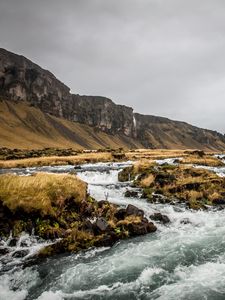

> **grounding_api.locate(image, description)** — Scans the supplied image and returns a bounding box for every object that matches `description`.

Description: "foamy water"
[1,160,225,299]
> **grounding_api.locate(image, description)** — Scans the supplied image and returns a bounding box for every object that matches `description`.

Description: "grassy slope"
[0,100,142,149]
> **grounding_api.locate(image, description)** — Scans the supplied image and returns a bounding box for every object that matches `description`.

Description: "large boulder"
[126,204,144,217]
[128,220,157,236]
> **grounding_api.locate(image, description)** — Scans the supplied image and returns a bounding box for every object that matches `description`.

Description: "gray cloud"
[1,0,225,132]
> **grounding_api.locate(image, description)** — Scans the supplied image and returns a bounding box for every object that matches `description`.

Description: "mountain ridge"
[0,47,225,150]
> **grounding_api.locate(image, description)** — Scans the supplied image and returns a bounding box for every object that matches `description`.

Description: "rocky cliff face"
[1,47,225,150]
[134,113,225,150]
[0,48,134,137]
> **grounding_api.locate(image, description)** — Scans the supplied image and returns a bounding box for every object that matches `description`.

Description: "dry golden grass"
[140,174,155,187]
[0,173,87,215]
[126,149,189,161]
[133,159,155,174]
[184,190,204,201]
[117,215,142,226]
[180,156,224,167]
[0,152,113,169]
[126,149,220,163]
[208,192,221,201]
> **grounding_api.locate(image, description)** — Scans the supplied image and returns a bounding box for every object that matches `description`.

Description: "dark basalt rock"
[8,238,18,247]
[128,220,157,236]
[124,190,138,198]
[114,208,127,220]
[94,232,119,248]
[95,218,110,232]
[0,247,10,255]
[126,204,144,217]
[150,213,170,224]
[180,218,191,225]
[212,199,225,205]
[12,249,29,258]
[81,220,95,235]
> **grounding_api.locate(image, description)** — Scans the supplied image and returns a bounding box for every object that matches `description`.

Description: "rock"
[150,213,170,224]
[155,173,176,187]
[95,218,110,232]
[74,165,82,170]
[8,238,17,247]
[98,200,109,208]
[94,232,119,247]
[128,221,157,236]
[0,247,10,255]
[81,220,95,235]
[173,159,180,164]
[124,190,138,198]
[212,199,225,205]
[180,218,191,225]
[118,167,134,182]
[12,249,29,258]
[112,153,126,160]
[126,204,144,217]
[114,208,127,220]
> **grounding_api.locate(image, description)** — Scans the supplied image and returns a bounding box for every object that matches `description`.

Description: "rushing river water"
[1,160,225,300]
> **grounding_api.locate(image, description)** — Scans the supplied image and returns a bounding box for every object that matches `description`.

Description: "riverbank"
[0,172,156,258]
[0,148,223,169]
[119,156,225,209]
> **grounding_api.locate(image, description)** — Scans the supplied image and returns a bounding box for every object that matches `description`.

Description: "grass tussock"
[140,174,155,187]
[133,159,155,174]
[0,173,87,215]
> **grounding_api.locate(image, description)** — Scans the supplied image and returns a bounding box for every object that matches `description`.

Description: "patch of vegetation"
[0,173,156,257]
[127,162,225,209]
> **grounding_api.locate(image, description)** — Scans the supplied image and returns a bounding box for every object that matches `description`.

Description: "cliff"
[0,47,225,150]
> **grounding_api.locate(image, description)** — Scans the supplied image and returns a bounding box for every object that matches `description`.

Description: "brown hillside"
[0,100,142,149]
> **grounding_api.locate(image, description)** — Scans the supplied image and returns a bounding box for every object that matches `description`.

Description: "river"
[1,160,225,300]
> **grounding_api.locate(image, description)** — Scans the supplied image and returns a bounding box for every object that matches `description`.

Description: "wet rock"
[150,213,170,224]
[173,159,180,164]
[180,218,191,225]
[94,231,119,248]
[95,217,110,232]
[12,249,29,258]
[8,238,18,247]
[126,204,144,217]
[212,199,225,205]
[114,208,127,220]
[118,167,134,182]
[124,190,138,198]
[74,165,82,170]
[0,247,10,255]
[128,220,157,236]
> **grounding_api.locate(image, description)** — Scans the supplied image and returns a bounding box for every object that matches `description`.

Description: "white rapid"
[1,160,225,299]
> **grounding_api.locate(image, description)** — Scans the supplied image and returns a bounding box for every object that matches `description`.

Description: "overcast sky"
[1,0,225,133]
